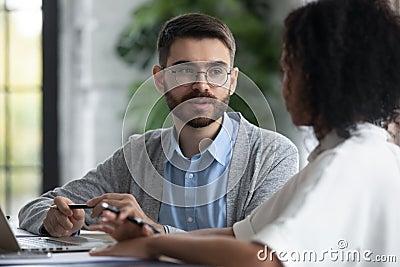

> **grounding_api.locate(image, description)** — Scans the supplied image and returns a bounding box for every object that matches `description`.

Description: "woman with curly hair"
[90,0,400,266]
[386,109,400,145]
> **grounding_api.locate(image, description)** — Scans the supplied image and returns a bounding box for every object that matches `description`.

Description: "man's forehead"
[166,38,231,66]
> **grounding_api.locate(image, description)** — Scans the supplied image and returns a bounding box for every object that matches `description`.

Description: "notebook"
[0,207,113,254]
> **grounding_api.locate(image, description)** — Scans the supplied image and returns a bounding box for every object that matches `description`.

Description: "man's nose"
[194,71,208,83]
[191,72,210,91]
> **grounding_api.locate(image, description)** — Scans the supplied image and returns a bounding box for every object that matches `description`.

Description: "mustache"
[180,91,218,102]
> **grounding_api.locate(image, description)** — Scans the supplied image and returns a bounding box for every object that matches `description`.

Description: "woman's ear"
[153,65,164,93]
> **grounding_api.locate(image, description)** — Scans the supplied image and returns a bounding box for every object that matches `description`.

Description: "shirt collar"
[208,112,234,165]
[165,112,234,166]
[165,128,181,161]
[308,122,390,162]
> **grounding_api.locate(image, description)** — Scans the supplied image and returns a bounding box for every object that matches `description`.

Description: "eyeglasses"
[168,64,232,87]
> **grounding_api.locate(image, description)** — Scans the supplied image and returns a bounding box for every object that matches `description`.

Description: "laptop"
[0,207,113,254]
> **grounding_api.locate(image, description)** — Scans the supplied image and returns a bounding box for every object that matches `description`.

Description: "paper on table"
[0,251,139,265]
[80,230,116,242]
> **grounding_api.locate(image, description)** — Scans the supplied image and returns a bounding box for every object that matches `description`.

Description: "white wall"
[59,0,148,183]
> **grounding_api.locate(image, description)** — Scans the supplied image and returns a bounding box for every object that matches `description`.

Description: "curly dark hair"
[283,0,400,138]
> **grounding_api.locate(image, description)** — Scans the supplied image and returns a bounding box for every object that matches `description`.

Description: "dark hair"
[284,0,400,138]
[157,13,236,68]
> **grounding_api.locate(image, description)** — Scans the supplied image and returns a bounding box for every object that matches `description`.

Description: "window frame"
[42,0,60,193]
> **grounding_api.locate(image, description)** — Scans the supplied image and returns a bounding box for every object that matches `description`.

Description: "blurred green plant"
[116,0,282,131]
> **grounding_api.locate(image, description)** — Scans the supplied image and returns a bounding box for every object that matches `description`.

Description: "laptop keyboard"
[18,237,78,248]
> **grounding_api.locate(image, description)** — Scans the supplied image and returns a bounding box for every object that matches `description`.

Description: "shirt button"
[188,173,194,179]
[187,216,193,223]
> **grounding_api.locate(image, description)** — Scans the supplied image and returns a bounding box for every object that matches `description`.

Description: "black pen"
[50,204,93,209]
[101,202,161,234]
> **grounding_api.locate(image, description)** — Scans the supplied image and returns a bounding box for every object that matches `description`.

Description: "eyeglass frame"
[163,62,233,88]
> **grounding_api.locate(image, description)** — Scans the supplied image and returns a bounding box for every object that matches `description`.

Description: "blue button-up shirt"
[159,113,239,231]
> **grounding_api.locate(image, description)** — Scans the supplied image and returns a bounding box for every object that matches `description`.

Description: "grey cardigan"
[19,113,298,234]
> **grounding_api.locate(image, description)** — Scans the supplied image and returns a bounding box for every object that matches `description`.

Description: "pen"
[101,202,161,234]
[50,204,93,209]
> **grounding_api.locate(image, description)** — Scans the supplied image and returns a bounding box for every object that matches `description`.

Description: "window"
[0,0,42,216]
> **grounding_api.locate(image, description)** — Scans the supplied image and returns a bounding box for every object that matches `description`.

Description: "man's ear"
[153,65,164,93]
[228,67,239,95]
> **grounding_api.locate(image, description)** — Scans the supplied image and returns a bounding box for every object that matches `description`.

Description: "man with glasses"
[19,13,298,238]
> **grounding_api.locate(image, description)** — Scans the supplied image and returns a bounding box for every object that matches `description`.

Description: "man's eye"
[209,67,224,76]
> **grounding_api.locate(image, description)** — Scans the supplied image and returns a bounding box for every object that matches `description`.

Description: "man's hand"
[42,196,85,237]
[89,209,155,241]
[87,193,164,241]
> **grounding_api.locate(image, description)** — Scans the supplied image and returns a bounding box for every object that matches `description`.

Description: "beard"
[165,89,230,128]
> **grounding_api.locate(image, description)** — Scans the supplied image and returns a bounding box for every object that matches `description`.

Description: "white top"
[233,123,400,266]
